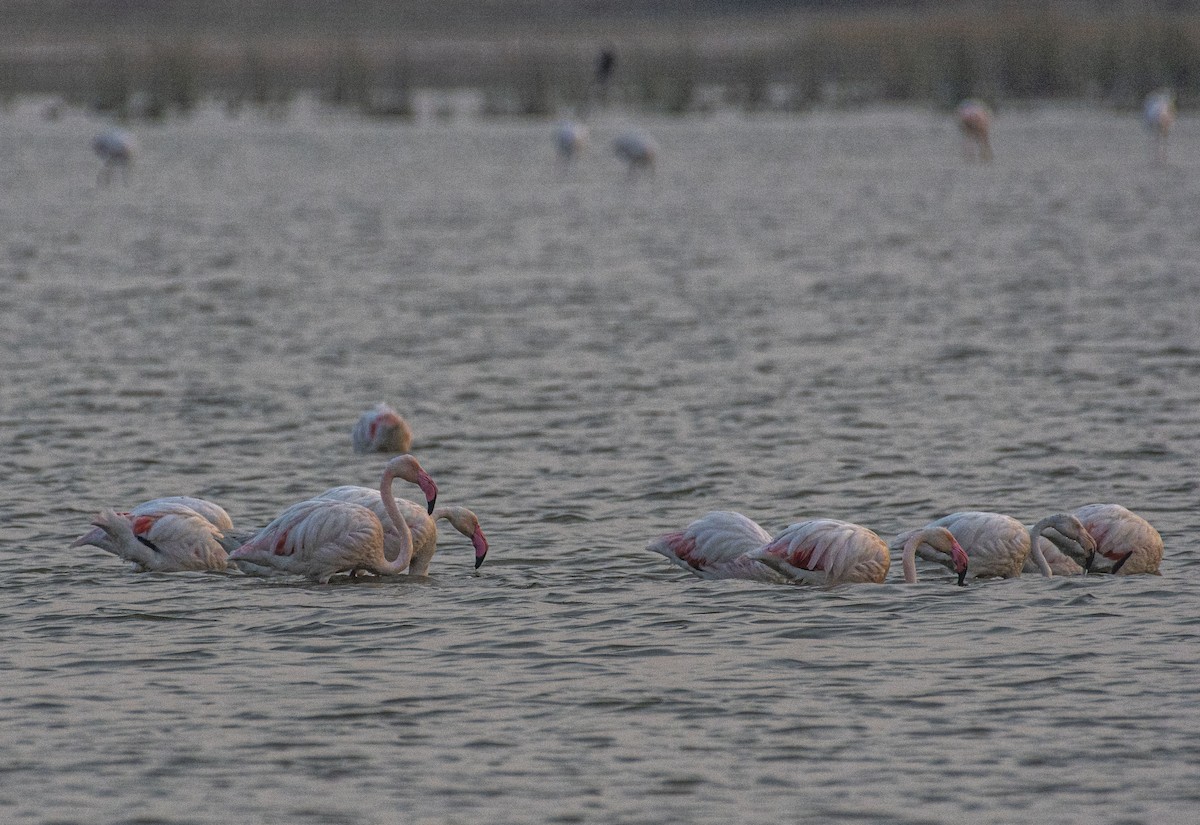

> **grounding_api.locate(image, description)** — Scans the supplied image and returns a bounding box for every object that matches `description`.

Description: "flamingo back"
[646,510,772,573]
[1074,504,1163,575]
[749,519,889,585]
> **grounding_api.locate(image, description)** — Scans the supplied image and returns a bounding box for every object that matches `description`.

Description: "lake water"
[2,101,1199,824]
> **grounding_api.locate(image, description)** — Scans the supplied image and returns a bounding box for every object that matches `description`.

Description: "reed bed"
[2,8,1198,118]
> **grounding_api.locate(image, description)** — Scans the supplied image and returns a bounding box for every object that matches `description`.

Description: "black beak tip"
[475,556,484,570]
[957,571,968,587]
[426,495,436,515]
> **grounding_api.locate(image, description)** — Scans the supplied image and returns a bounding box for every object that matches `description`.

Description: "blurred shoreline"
[2,4,1197,119]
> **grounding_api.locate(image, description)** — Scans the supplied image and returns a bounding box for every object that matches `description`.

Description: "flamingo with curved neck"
[229,455,438,583]
[900,527,970,586]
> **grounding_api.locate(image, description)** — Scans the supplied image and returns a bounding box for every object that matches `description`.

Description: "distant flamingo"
[956,100,992,162]
[747,520,969,586]
[646,511,781,582]
[555,120,589,163]
[1075,504,1163,575]
[613,130,658,175]
[92,127,135,185]
[72,500,229,572]
[1143,91,1176,163]
[229,455,438,583]
[318,484,489,574]
[352,403,413,454]
[891,511,1095,579]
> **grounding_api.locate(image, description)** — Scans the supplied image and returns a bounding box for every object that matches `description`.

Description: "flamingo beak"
[417,471,438,514]
[472,528,489,569]
[957,569,968,587]
[1084,549,1096,574]
[951,540,969,586]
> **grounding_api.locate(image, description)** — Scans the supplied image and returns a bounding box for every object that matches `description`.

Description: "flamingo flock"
[648,504,1161,587]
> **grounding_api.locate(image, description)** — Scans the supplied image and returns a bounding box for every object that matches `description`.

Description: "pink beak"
[472,528,489,569]
[417,471,438,514]
[952,540,970,586]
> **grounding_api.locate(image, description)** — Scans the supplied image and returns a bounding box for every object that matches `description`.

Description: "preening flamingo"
[352,403,413,454]
[613,130,658,174]
[229,455,438,583]
[555,120,589,163]
[890,511,1095,579]
[747,520,969,586]
[646,511,782,582]
[317,485,489,574]
[1143,91,1176,163]
[1074,504,1163,575]
[956,100,992,162]
[72,500,229,572]
[92,127,135,185]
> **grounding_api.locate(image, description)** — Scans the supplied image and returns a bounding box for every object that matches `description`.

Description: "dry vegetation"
[0,2,1196,117]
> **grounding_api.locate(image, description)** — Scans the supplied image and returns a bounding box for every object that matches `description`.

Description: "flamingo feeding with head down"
[891,511,1095,580]
[956,100,992,162]
[228,455,438,583]
[1143,91,1176,163]
[1075,503,1163,575]
[746,520,970,586]
[352,403,413,454]
[613,130,658,175]
[72,498,231,572]
[647,512,969,586]
[317,484,489,574]
[92,127,135,185]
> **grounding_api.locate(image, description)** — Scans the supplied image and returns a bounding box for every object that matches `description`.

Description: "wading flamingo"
[613,130,658,175]
[747,520,969,586]
[646,511,782,582]
[352,403,413,454]
[72,500,229,572]
[229,455,438,583]
[318,484,489,574]
[956,100,992,162]
[1075,504,1163,575]
[1143,91,1176,163]
[891,511,1095,580]
[555,120,589,163]
[92,127,135,185]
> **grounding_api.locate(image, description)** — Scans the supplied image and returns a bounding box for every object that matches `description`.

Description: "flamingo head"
[951,538,970,586]
[1039,514,1097,569]
[921,526,969,585]
[472,526,489,569]
[384,454,438,514]
[438,507,489,569]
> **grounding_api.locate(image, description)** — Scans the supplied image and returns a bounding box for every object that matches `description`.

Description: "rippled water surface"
[3,103,1200,824]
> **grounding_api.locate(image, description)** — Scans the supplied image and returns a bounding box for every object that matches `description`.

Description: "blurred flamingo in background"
[1143,91,1176,163]
[72,498,230,572]
[891,511,1094,580]
[352,402,413,453]
[555,119,589,164]
[613,130,658,175]
[956,100,992,162]
[229,455,438,583]
[92,127,135,185]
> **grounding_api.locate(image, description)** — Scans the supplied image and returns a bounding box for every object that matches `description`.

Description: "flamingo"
[1075,504,1163,575]
[228,455,437,583]
[890,511,1095,580]
[746,520,969,586]
[92,127,135,185]
[317,484,489,574]
[72,500,229,572]
[555,120,589,163]
[647,512,968,586]
[613,130,658,175]
[352,403,413,454]
[956,100,992,162]
[646,511,782,582]
[1143,91,1176,163]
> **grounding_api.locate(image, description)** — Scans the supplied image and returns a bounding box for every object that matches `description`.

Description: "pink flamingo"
[957,100,992,162]
[72,499,230,572]
[1075,504,1163,575]
[352,403,413,454]
[228,455,438,583]
[613,130,658,175]
[555,120,589,163]
[747,520,969,586]
[647,512,968,585]
[1143,91,1176,163]
[92,127,135,185]
[317,484,489,574]
[891,511,1095,580]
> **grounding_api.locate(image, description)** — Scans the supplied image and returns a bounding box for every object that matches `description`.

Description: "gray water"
[2,102,1199,824]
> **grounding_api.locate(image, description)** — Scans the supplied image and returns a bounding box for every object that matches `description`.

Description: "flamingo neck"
[379,470,415,573]
[901,535,921,583]
[1026,520,1055,577]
